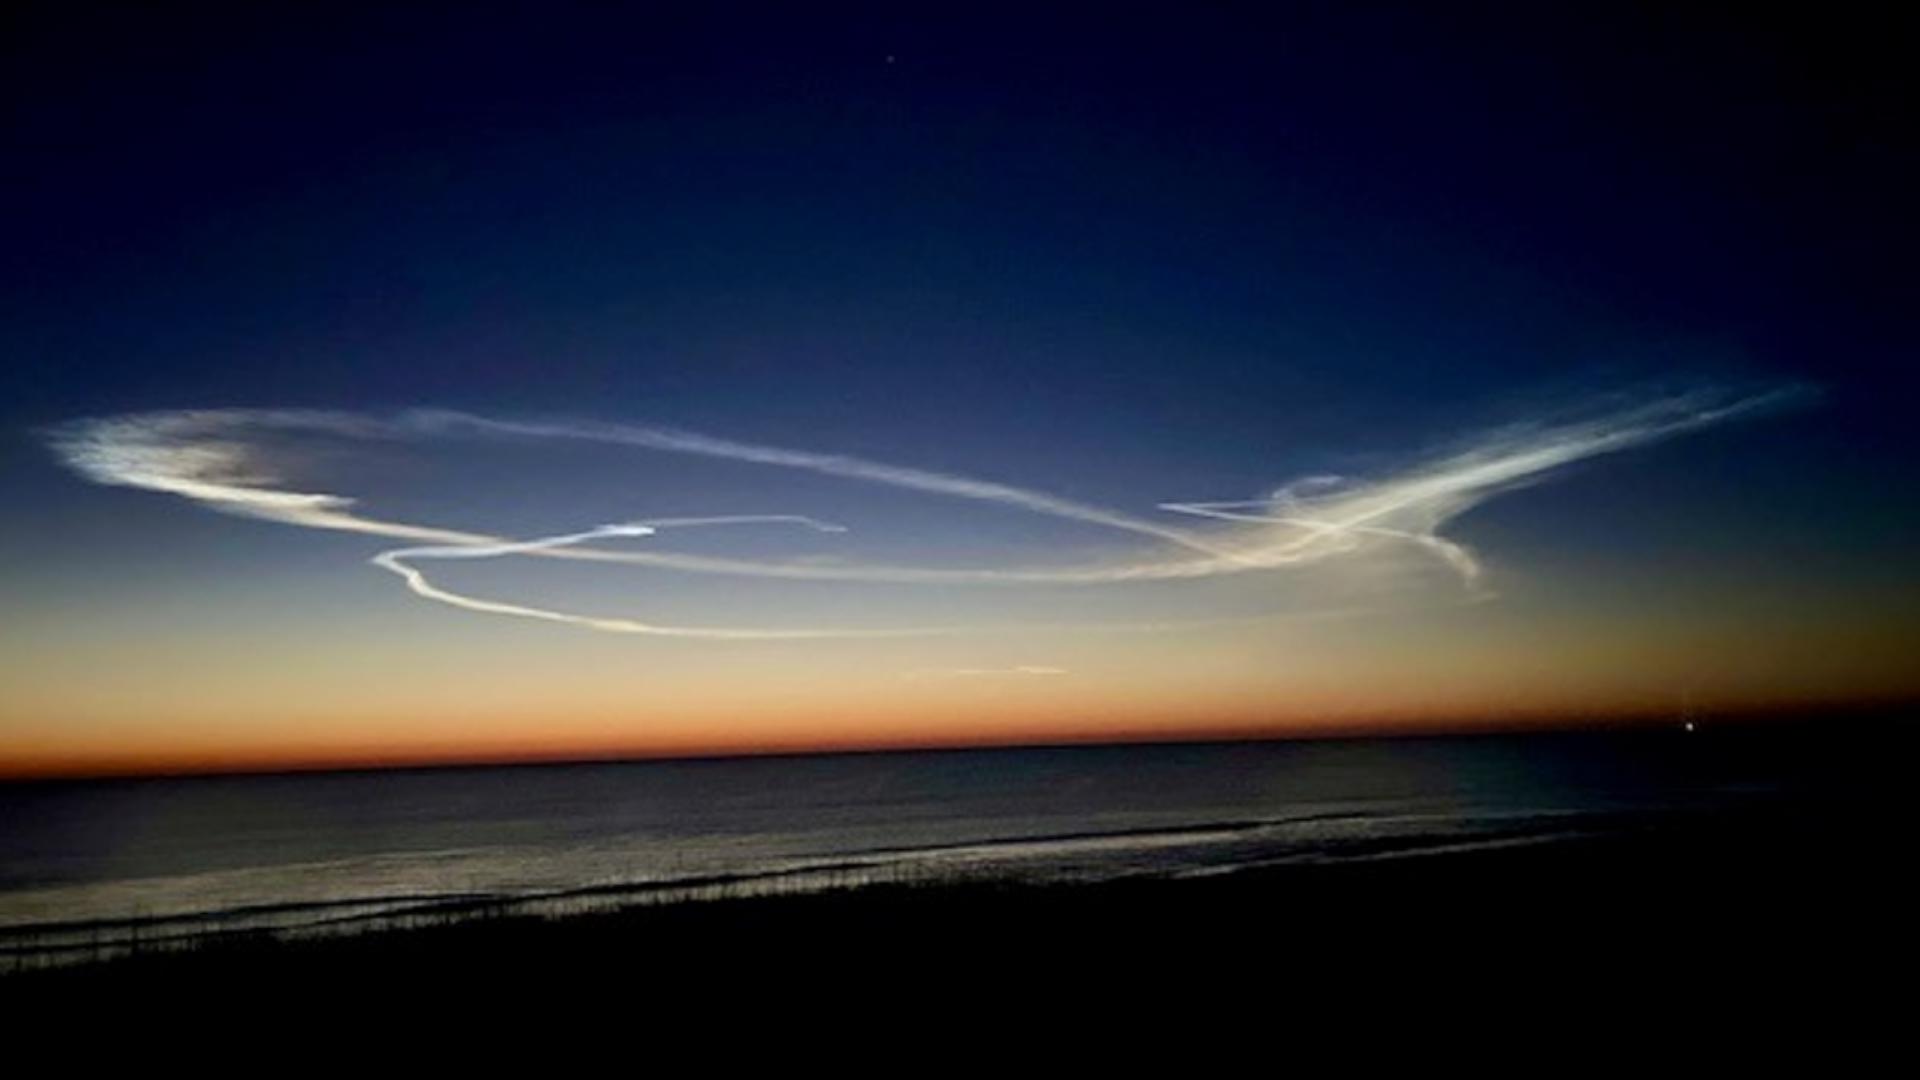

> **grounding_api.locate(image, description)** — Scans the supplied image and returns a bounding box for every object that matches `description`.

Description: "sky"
[2,5,1916,776]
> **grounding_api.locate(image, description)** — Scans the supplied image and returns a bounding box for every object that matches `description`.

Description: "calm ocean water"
[0,727,1887,966]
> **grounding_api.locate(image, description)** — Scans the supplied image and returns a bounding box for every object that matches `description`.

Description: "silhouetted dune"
[8,798,1906,1023]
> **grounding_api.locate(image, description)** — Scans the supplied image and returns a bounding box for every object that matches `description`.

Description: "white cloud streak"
[370,518,932,639]
[901,665,1070,680]
[43,384,1811,638]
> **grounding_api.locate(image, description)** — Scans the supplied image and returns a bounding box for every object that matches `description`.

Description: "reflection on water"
[0,727,1886,966]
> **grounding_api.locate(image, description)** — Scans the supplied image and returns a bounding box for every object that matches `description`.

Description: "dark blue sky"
[2,5,1917,769]
[6,4,1913,420]
[7,4,1913,546]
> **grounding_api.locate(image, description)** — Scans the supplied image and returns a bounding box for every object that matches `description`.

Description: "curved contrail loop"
[370,518,958,639]
[43,384,1813,638]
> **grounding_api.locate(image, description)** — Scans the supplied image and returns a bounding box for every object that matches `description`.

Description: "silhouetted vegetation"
[5,798,1908,1024]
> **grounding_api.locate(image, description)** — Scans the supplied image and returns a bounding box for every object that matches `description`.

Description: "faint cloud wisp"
[44,383,1812,640]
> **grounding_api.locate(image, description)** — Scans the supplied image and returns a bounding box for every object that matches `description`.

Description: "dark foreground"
[6,799,1911,1041]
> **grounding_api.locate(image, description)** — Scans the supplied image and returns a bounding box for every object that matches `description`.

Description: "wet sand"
[7,797,1908,1028]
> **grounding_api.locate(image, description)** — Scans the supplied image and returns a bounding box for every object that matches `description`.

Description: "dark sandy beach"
[8,795,1908,1030]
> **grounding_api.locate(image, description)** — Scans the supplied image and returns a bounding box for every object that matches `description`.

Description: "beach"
[6,759,1910,1024]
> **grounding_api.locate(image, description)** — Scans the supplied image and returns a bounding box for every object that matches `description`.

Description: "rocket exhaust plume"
[45,384,1810,639]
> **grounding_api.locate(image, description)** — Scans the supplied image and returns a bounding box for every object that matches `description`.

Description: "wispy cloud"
[901,666,1070,680]
[371,517,936,639]
[43,383,1812,639]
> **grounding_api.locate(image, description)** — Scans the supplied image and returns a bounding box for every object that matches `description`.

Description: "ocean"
[0,726,1887,969]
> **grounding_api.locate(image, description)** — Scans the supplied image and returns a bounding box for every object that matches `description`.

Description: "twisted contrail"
[370,517,942,639]
[401,410,1262,568]
[43,384,1811,638]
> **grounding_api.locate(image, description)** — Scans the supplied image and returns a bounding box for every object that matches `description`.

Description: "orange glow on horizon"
[1,690,1891,781]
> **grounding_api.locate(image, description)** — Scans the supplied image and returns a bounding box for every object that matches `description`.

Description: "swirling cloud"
[43,385,1809,638]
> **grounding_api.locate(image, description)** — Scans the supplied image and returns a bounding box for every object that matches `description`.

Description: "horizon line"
[3,697,1909,783]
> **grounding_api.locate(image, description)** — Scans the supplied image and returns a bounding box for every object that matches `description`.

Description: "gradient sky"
[3,6,1916,776]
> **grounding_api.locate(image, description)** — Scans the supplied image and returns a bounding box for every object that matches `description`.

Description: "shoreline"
[0,797,1794,972]
[8,802,1908,1002]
